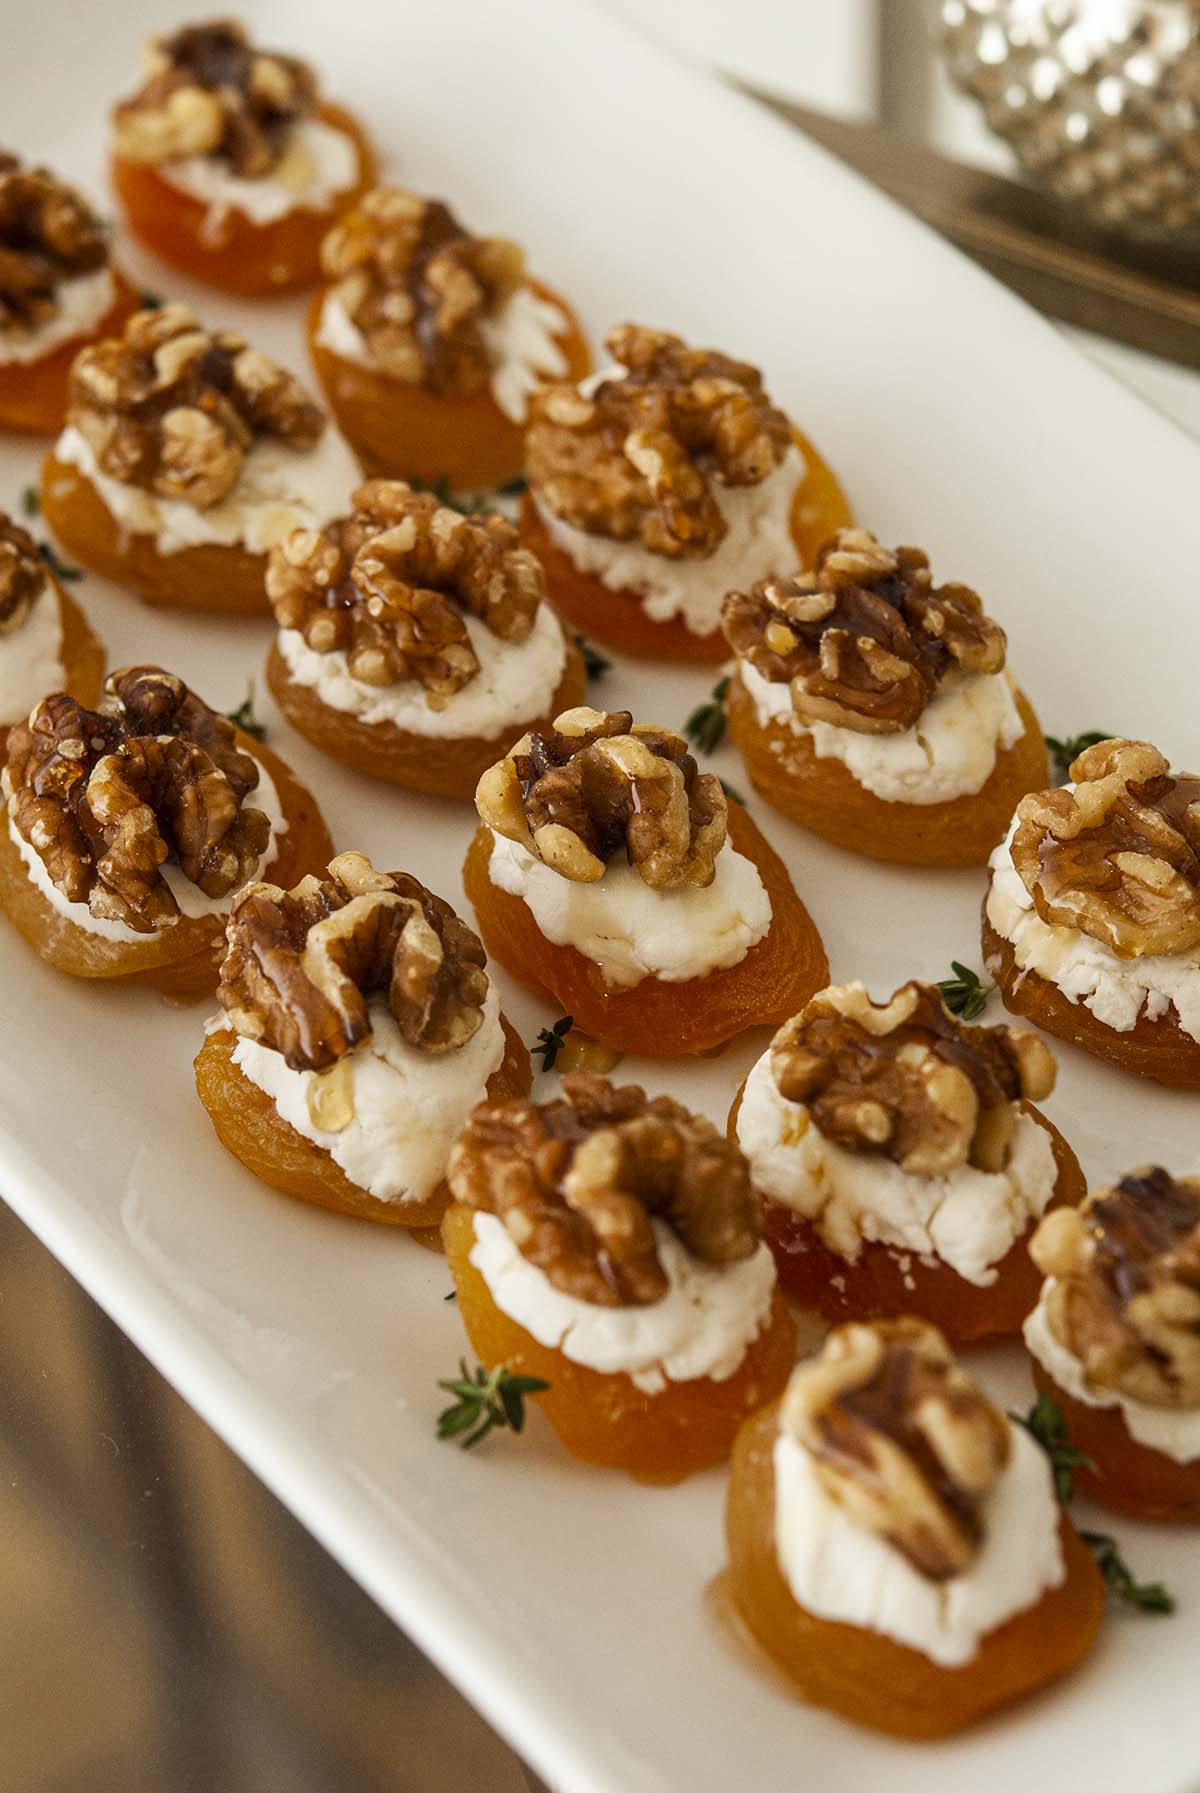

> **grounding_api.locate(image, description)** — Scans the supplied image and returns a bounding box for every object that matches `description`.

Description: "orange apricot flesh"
[110,102,375,296]
[461,800,829,1057]
[0,731,332,998]
[1031,1361,1200,1522]
[518,428,853,664]
[983,910,1200,1088]
[727,1085,1084,1341]
[264,633,588,800]
[195,1017,531,1230]
[0,581,105,761]
[727,673,1049,867]
[725,1398,1105,1737]
[0,267,141,435]
[307,278,591,490]
[443,1200,796,1478]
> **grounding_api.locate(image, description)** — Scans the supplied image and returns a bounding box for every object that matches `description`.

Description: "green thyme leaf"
[1045,730,1113,784]
[37,540,83,582]
[225,681,267,742]
[684,675,730,755]
[936,960,994,1022]
[494,472,528,498]
[1079,1530,1175,1614]
[573,633,611,681]
[532,1014,573,1072]
[138,289,164,310]
[436,1359,549,1450]
[719,777,746,806]
[21,484,39,517]
[1010,1391,1094,1504]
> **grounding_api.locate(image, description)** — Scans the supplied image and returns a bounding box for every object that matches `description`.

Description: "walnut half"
[526,323,793,559]
[770,981,1055,1176]
[320,188,525,392]
[2,665,268,932]
[70,302,325,510]
[447,1073,760,1307]
[0,152,109,334]
[781,1317,1011,1579]
[1031,1166,1200,1409]
[475,706,726,890]
[219,850,490,1072]
[0,510,48,633]
[1012,738,1200,960]
[724,529,1007,736]
[266,480,543,701]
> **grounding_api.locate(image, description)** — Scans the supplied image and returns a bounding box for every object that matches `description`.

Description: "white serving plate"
[2,4,1198,1790]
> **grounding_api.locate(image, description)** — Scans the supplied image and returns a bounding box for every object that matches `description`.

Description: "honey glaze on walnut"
[3,665,272,932]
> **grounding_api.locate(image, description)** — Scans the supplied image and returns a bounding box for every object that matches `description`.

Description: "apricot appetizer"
[110,19,374,295]
[265,479,586,800]
[722,529,1048,864]
[195,851,531,1229]
[984,737,1200,1085]
[725,1317,1103,1736]
[0,153,138,434]
[520,324,852,662]
[733,980,1083,1341]
[0,510,103,758]
[308,187,589,490]
[463,705,829,1057]
[0,663,331,998]
[1024,1166,1200,1521]
[442,1073,795,1477]
[40,303,359,614]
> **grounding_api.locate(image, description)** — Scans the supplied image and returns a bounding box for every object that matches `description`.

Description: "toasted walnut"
[770,981,1055,1176]
[68,302,324,510]
[447,1072,759,1306]
[1012,738,1200,960]
[112,19,317,177]
[2,665,268,931]
[320,188,526,393]
[0,152,108,334]
[526,324,792,558]
[1032,1167,1200,1409]
[219,850,489,1071]
[723,529,1007,736]
[475,705,726,890]
[0,511,48,633]
[782,1317,1011,1579]
[266,480,543,700]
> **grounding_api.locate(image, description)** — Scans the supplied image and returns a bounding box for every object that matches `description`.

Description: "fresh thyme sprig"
[573,633,611,681]
[138,289,164,310]
[936,960,994,1021]
[1079,1531,1175,1614]
[225,681,267,742]
[436,1359,549,1449]
[21,484,39,517]
[494,472,528,498]
[1012,1392,1174,1614]
[1011,1391,1094,1503]
[533,1014,574,1072]
[684,675,729,755]
[1045,730,1113,784]
[38,540,83,582]
[719,777,746,806]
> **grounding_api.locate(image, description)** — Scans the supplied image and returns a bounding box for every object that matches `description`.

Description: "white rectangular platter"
[2,3,1198,1790]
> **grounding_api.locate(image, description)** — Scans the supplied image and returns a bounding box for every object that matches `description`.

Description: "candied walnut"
[219,849,489,1071]
[112,19,317,177]
[320,188,525,393]
[69,302,325,510]
[723,529,1007,735]
[475,704,726,890]
[1,664,268,931]
[266,479,543,700]
[770,980,1055,1176]
[1032,1166,1200,1409]
[0,153,109,334]
[0,511,47,632]
[526,323,793,558]
[782,1317,1011,1579]
[1012,738,1200,960]
[447,1072,759,1306]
